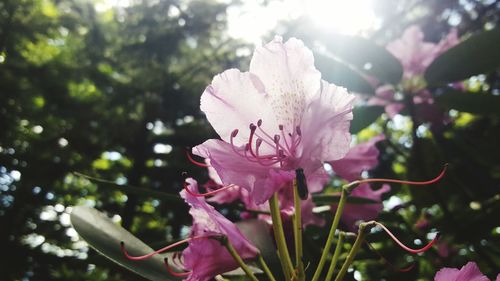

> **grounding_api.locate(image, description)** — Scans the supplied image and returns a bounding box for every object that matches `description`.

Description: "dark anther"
[295,168,308,199]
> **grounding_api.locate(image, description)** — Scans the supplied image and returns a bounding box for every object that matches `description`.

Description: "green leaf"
[312,194,380,205]
[314,53,374,94]
[435,88,500,115]
[71,208,277,280]
[319,33,403,84]
[425,28,500,85]
[350,106,385,133]
[70,206,180,281]
[236,219,276,261]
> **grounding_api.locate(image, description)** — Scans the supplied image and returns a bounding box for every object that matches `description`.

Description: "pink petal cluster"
[330,135,390,230]
[434,262,497,281]
[193,36,354,205]
[181,178,259,281]
[204,162,325,227]
[387,25,458,80]
[369,25,459,121]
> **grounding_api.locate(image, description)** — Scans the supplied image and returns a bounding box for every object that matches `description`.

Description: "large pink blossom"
[330,135,390,230]
[434,262,493,281]
[193,36,354,205]
[181,178,259,281]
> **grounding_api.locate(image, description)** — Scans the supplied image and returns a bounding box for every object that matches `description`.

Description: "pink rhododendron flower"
[369,25,459,122]
[387,25,458,80]
[181,178,259,281]
[434,262,491,281]
[330,135,390,230]
[193,36,354,205]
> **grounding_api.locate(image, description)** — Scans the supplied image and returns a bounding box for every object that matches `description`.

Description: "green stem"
[334,222,374,281]
[258,255,277,281]
[311,185,350,281]
[325,232,345,281]
[293,180,305,281]
[222,236,259,281]
[269,193,294,280]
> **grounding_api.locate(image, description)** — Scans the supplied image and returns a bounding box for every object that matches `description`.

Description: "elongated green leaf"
[435,88,500,115]
[314,53,374,94]
[319,33,403,84]
[236,219,276,261]
[71,207,277,280]
[425,28,500,85]
[313,194,380,205]
[350,105,385,133]
[70,206,180,281]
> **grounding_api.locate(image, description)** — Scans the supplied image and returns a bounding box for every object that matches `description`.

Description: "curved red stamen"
[164,258,191,277]
[375,222,440,254]
[279,124,292,152]
[185,149,209,167]
[121,238,191,261]
[365,241,416,272]
[172,251,185,268]
[357,164,448,186]
[184,181,236,197]
[121,236,211,261]
[247,123,258,158]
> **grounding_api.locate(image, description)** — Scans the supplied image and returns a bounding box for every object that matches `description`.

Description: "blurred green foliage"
[0,0,499,280]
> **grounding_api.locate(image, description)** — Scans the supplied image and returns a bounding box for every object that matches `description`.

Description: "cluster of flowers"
[120,35,498,281]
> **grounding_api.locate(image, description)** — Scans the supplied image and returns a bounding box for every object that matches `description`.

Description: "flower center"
[230,119,302,168]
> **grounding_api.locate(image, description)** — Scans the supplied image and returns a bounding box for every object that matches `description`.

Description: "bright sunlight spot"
[227,0,379,44]
[305,0,379,34]
[98,0,379,45]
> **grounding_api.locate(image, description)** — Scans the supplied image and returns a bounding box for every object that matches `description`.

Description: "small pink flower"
[181,178,259,281]
[369,26,459,120]
[434,262,491,281]
[193,36,354,205]
[387,25,458,80]
[330,135,390,230]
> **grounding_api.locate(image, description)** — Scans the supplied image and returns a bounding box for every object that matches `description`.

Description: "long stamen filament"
[185,149,210,167]
[230,129,251,158]
[164,258,191,277]
[121,236,206,261]
[375,222,440,254]
[184,181,236,197]
[247,124,259,158]
[352,164,447,187]
[254,139,281,166]
[279,124,292,152]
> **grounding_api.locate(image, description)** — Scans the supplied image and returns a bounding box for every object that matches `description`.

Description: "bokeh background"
[0,0,499,280]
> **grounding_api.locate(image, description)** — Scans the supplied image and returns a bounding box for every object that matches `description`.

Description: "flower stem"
[269,193,294,280]
[325,231,345,281]
[311,185,350,281]
[222,236,259,281]
[293,180,305,281]
[258,254,277,281]
[334,221,375,281]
